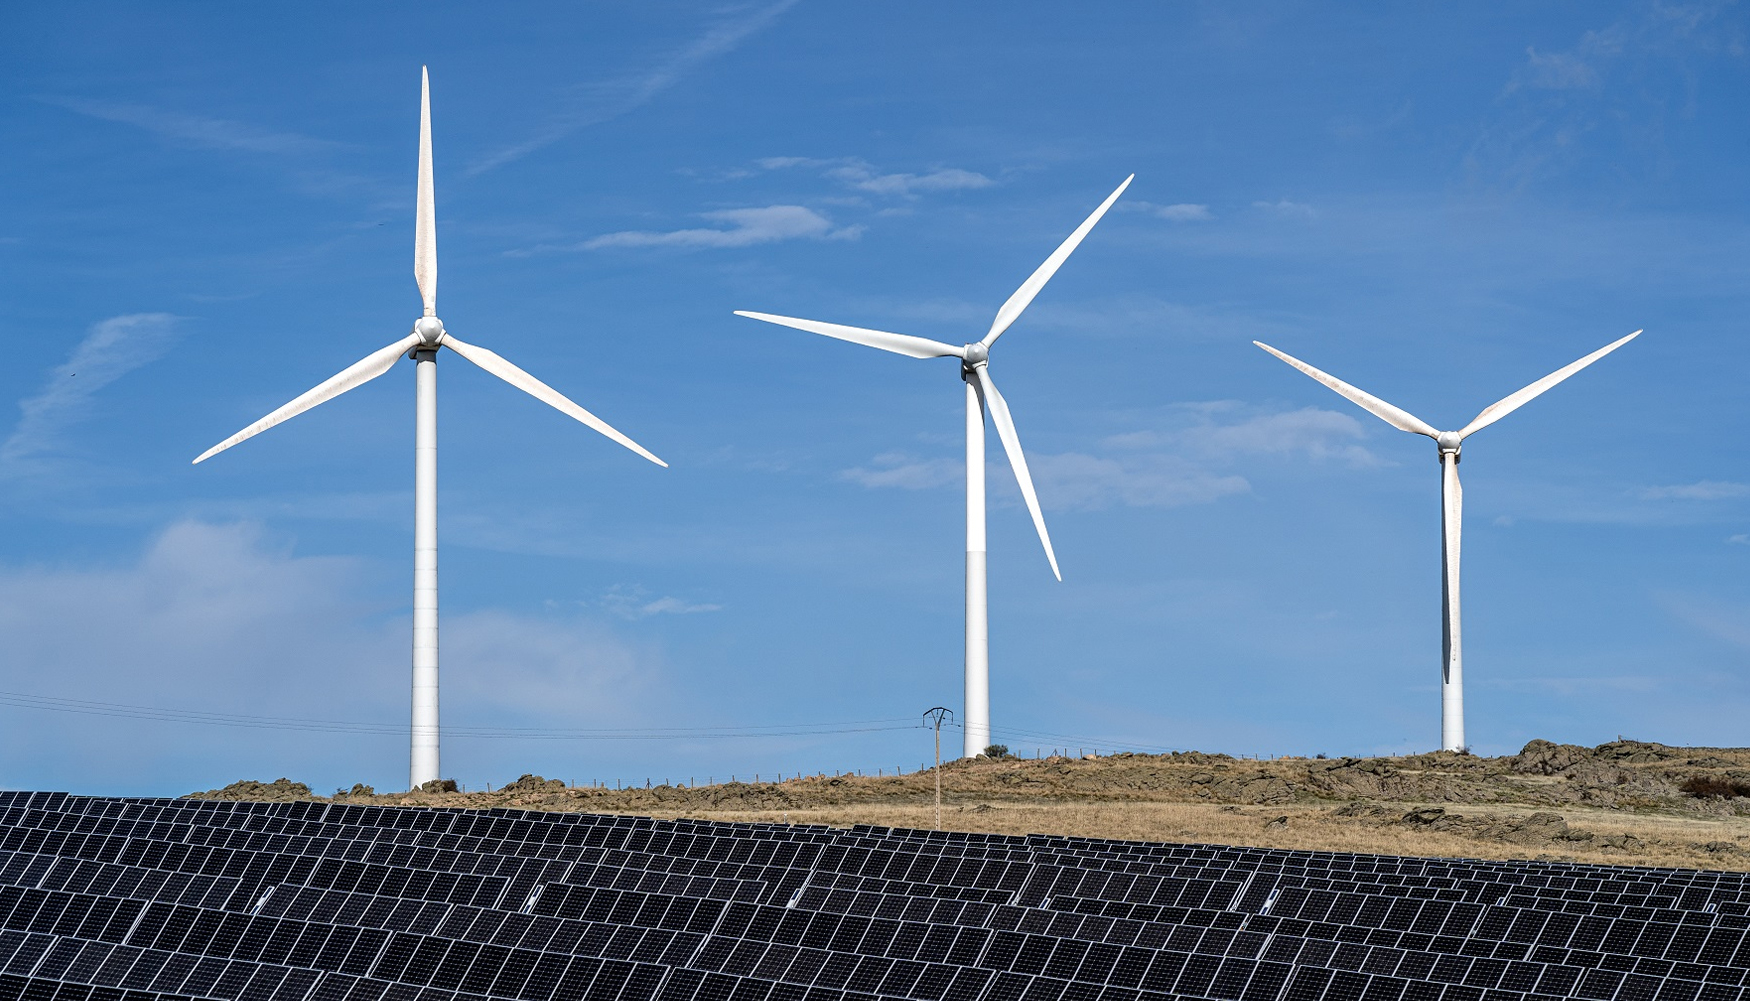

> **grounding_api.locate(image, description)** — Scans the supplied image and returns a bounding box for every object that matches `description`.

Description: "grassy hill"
[192,738,1750,871]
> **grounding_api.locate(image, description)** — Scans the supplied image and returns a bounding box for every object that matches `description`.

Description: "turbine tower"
[1254,331,1639,751]
[194,68,666,789]
[736,175,1131,759]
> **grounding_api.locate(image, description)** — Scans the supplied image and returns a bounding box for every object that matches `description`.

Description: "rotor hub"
[962,342,989,367]
[414,316,446,347]
[1436,430,1463,454]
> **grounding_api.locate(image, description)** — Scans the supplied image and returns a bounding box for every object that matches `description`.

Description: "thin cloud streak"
[599,585,724,620]
[1121,200,1214,222]
[839,453,961,490]
[38,96,379,199]
[39,97,342,156]
[758,157,995,197]
[1657,590,1750,651]
[561,206,861,252]
[1030,451,1251,510]
[470,0,799,175]
[2,314,182,468]
[1638,480,1750,501]
[1253,199,1317,218]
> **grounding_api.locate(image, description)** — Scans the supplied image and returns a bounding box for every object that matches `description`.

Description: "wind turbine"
[736,175,1132,759]
[194,68,666,790]
[1254,330,1640,751]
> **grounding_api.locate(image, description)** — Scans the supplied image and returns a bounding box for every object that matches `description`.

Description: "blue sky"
[1,2,1747,795]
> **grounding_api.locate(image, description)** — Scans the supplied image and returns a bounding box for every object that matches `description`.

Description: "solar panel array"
[2,792,1747,1001]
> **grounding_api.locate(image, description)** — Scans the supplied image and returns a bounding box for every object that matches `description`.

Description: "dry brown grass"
[194,738,1750,872]
[619,801,1750,872]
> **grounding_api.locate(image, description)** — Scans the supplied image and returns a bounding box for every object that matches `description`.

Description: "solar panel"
[5,794,1750,1001]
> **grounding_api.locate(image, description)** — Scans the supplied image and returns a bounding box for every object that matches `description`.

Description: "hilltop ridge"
[189,738,1750,871]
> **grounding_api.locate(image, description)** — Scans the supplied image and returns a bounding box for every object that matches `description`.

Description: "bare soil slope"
[192,739,1750,871]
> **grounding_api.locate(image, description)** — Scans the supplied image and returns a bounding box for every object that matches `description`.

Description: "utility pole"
[924,707,953,830]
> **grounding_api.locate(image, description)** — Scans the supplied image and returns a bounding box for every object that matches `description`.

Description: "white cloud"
[2,313,181,467]
[0,521,667,790]
[1513,46,1606,91]
[1638,480,1750,501]
[757,157,994,197]
[471,0,799,174]
[1167,406,1380,466]
[639,597,722,616]
[1252,199,1317,218]
[579,205,862,250]
[1024,405,1374,512]
[603,157,987,256]
[441,609,658,715]
[1503,26,1627,97]
[1028,451,1250,510]
[1122,201,1213,222]
[1728,534,1749,546]
[870,292,1297,345]
[838,452,962,490]
[832,165,993,197]
[1472,8,1736,189]
[836,403,1375,511]
[599,585,723,620]
[1103,404,1379,468]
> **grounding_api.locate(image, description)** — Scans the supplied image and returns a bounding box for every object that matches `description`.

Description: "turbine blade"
[973,366,1061,581]
[1254,341,1439,438]
[193,332,422,464]
[1458,330,1641,439]
[414,66,437,316]
[440,333,667,467]
[733,311,964,360]
[983,174,1134,347]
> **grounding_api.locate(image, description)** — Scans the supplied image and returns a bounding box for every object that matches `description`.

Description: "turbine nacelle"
[414,316,446,347]
[1436,430,1463,455]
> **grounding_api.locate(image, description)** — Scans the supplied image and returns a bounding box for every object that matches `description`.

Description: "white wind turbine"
[1254,331,1640,751]
[736,175,1132,759]
[194,68,666,790]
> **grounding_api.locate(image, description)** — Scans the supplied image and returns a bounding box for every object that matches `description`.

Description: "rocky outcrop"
[501,774,566,794]
[187,778,313,802]
[1511,739,1593,775]
[1397,807,1594,848]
